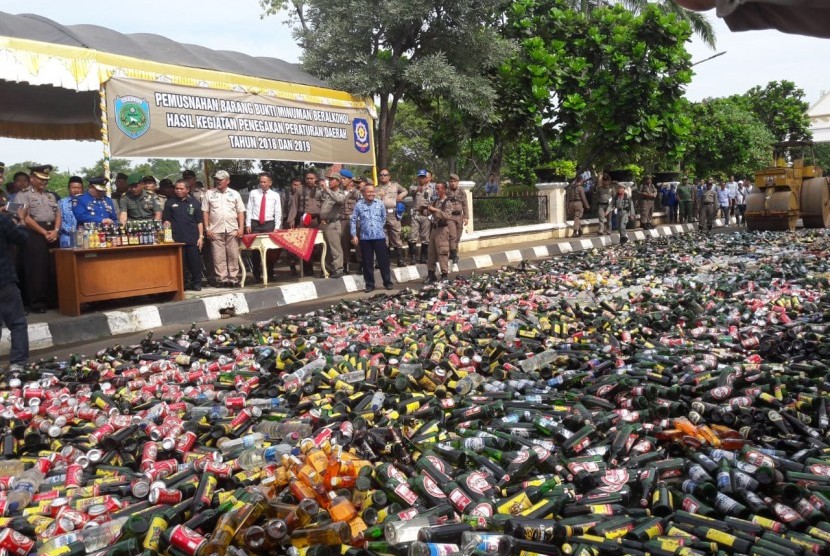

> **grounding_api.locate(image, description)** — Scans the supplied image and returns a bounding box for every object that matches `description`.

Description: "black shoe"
[384,283,393,290]
[191,284,202,291]
[289,265,298,277]
[620,236,628,244]
[424,273,437,285]
[330,270,344,279]
[31,305,47,314]
[364,286,375,293]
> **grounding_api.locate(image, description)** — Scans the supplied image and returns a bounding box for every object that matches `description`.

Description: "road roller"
[745,141,830,231]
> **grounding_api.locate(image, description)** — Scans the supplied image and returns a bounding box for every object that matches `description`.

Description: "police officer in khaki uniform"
[700,181,717,232]
[376,168,407,267]
[424,181,453,284]
[339,171,361,274]
[119,181,162,224]
[319,173,347,279]
[595,175,613,235]
[409,169,433,265]
[287,171,323,274]
[565,176,590,237]
[639,176,658,229]
[16,164,60,312]
[446,174,468,264]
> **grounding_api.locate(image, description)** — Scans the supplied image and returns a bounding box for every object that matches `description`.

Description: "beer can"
[0,527,36,555]
[149,487,183,505]
[167,524,207,556]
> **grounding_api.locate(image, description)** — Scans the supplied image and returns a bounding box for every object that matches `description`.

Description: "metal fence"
[473,193,549,231]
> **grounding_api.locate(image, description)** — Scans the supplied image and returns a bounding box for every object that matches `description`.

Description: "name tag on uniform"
[172,204,180,208]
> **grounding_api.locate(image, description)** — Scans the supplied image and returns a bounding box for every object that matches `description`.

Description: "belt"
[387,209,395,214]
[435,223,448,228]
[703,202,713,205]
[36,221,55,230]
[452,211,461,216]
[599,203,609,206]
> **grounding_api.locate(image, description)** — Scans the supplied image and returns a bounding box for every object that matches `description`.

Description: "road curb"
[3,222,705,355]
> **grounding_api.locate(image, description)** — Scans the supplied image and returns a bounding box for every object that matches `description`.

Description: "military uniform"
[119,189,161,222]
[73,192,118,225]
[425,195,453,282]
[408,184,432,264]
[446,183,468,262]
[318,183,347,276]
[565,181,590,237]
[287,185,322,228]
[700,186,717,231]
[377,181,407,266]
[595,181,613,234]
[676,181,693,223]
[163,195,203,290]
[639,181,657,229]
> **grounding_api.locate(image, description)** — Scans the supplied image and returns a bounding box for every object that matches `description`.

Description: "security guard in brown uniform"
[424,181,453,284]
[409,169,433,265]
[15,164,60,312]
[339,171,361,274]
[565,176,590,237]
[700,181,717,232]
[376,168,407,267]
[287,171,323,273]
[318,172,347,278]
[639,176,658,229]
[446,174,468,265]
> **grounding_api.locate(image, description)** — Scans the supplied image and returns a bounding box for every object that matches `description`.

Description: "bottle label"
[774,503,800,522]
[470,502,493,517]
[713,493,738,513]
[422,475,446,500]
[448,488,472,511]
[426,455,447,474]
[393,483,419,505]
[682,497,699,513]
[465,472,490,495]
[426,544,460,556]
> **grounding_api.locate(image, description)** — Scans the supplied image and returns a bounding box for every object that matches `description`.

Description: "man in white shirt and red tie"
[245,172,282,283]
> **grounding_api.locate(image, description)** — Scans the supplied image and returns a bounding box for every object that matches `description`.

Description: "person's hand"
[351,237,359,246]
[102,218,113,226]
[245,226,251,234]
[16,205,28,221]
[197,237,204,250]
[45,230,57,242]
[206,230,216,241]
[234,228,244,238]
[463,218,468,226]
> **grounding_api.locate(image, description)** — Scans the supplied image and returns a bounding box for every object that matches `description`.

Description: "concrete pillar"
[459,180,475,234]
[536,182,568,236]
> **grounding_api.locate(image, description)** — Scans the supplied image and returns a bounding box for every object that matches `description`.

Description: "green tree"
[684,97,774,178]
[78,158,133,179]
[501,0,694,170]
[261,0,514,168]
[814,143,830,174]
[739,80,812,143]
[4,161,71,198]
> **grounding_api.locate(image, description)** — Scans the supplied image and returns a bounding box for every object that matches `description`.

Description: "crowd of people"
[566,173,752,237]
[0,163,474,313]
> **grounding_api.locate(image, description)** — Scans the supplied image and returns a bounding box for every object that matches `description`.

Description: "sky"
[1,1,830,173]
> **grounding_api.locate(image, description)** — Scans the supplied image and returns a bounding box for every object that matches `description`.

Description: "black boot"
[396,247,405,268]
[408,243,417,265]
[450,249,458,265]
[424,272,437,285]
[419,244,428,264]
[440,272,448,281]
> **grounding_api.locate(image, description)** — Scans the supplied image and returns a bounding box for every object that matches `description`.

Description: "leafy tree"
[261,0,514,168]
[501,0,693,170]
[739,80,812,143]
[814,143,830,175]
[684,97,774,178]
[78,158,133,178]
[260,161,313,188]
[4,161,71,198]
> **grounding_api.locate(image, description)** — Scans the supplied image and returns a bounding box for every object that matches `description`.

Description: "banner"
[106,78,374,164]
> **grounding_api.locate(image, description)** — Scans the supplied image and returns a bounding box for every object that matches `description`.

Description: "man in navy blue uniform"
[73,177,117,226]
[163,179,204,291]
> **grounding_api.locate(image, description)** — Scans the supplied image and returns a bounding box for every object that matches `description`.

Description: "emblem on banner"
[353,118,370,153]
[114,95,151,139]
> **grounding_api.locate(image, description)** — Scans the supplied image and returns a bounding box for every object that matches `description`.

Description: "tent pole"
[99,82,112,196]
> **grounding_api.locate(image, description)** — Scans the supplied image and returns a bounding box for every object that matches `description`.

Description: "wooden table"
[55,243,184,316]
[239,233,327,287]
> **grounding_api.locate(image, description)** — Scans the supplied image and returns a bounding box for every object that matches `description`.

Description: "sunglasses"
[380,173,390,176]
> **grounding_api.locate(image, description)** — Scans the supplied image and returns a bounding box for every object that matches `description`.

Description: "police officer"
[163,179,204,291]
[15,165,60,312]
[565,176,589,237]
[595,174,613,235]
[119,180,162,225]
[319,173,347,279]
[339,170,361,275]
[73,177,118,226]
[639,176,658,229]
[610,182,635,244]
[700,181,717,232]
[409,169,432,265]
[424,181,453,284]
[376,168,407,267]
[446,174,468,264]
[287,171,323,274]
